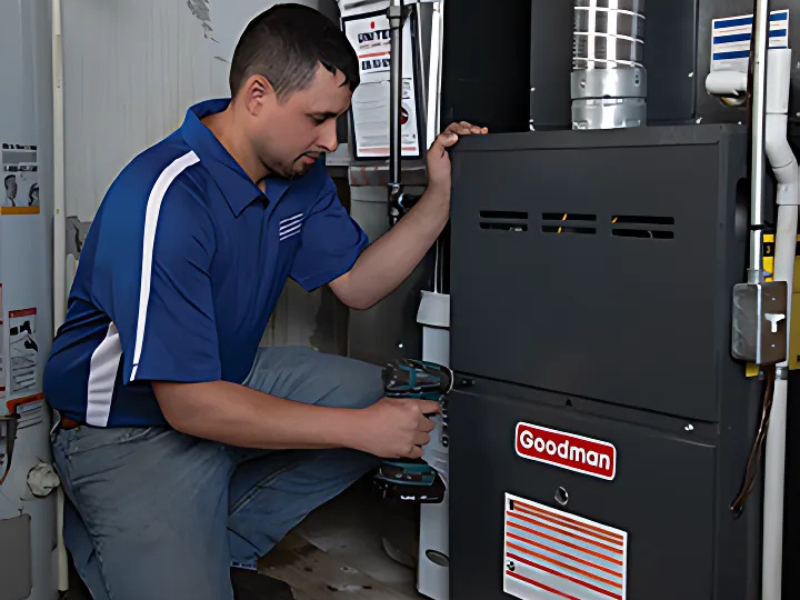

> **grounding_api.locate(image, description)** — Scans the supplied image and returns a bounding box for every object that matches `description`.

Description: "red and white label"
[503,494,628,600]
[515,422,617,481]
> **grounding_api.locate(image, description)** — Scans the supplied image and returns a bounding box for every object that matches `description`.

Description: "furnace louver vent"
[611,215,675,239]
[479,210,528,232]
[541,213,597,235]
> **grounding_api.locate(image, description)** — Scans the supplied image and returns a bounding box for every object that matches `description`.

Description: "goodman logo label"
[515,422,617,480]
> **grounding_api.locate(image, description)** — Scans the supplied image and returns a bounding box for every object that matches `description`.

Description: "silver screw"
[688,71,694,78]
[685,424,694,432]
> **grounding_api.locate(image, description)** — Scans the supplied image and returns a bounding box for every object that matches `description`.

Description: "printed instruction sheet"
[344,13,421,159]
[0,284,5,403]
[1,143,39,214]
[8,308,38,394]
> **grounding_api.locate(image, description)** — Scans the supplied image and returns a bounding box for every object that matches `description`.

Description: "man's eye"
[311,116,326,125]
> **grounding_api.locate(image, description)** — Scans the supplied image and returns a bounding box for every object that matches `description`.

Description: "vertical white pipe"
[426,2,442,148]
[762,47,797,600]
[51,0,68,591]
[763,205,794,600]
[52,0,65,331]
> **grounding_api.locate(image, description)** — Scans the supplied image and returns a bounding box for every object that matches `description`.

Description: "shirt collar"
[180,98,293,216]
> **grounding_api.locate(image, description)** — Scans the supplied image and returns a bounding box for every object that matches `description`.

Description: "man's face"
[5,177,17,199]
[245,64,352,179]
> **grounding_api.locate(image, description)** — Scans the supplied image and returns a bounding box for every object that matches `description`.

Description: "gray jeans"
[52,347,384,600]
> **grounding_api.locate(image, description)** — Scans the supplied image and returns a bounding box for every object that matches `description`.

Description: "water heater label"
[515,422,617,480]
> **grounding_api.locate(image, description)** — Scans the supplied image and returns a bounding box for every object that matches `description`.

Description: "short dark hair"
[229,4,360,101]
[4,174,15,186]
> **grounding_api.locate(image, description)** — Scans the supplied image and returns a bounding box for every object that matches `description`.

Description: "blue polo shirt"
[43,98,369,427]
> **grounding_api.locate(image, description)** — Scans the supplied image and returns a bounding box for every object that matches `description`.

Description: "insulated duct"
[571,0,646,129]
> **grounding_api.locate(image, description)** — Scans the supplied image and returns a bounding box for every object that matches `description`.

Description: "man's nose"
[318,119,339,153]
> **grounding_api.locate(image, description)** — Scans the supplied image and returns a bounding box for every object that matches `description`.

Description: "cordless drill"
[372,358,453,504]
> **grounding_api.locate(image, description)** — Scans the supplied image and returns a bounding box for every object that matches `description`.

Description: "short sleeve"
[290,177,370,292]
[92,179,221,385]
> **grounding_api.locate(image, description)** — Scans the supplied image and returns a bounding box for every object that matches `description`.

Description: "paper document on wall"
[344,13,421,159]
[8,308,38,395]
[0,143,39,215]
[338,1,439,20]
[0,284,5,403]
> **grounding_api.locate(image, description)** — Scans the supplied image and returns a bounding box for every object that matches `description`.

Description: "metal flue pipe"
[571,0,647,129]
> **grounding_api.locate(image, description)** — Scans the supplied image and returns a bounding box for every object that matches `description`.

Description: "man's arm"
[329,121,487,310]
[97,179,436,457]
[154,381,361,449]
[152,380,439,459]
[330,183,449,310]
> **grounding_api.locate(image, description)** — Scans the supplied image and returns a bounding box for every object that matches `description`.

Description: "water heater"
[0,2,59,599]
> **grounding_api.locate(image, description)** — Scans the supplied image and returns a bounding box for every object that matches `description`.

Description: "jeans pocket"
[63,426,160,456]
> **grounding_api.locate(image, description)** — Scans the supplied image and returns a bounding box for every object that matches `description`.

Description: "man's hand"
[427,121,489,192]
[353,397,441,459]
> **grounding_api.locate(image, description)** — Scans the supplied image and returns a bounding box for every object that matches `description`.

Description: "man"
[43,4,486,600]
[3,174,17,206]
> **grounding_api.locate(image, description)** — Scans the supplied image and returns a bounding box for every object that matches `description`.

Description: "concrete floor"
[261,479,422,599]
[63,479,422,600]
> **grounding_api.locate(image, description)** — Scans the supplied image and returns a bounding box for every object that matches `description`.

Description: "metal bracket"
[731,280,788,365]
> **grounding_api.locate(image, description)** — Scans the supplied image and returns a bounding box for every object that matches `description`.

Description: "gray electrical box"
[447,125,763,600]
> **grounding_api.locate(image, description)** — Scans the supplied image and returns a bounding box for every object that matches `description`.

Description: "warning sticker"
[503,494,628,600]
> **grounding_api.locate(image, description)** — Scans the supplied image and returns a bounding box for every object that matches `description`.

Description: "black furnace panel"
[449,125,748,422]
[447,125,764,600]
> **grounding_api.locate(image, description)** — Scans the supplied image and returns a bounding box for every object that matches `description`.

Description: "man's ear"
[241,74,276,116]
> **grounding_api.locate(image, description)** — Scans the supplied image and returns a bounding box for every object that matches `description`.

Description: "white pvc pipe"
[425,1,442,148]
[762,47,797,600]
[51,0,68,591]
[52,0,65,332]
[704,69,747,97]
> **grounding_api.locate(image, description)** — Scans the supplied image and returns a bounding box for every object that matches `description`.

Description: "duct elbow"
[765,114,798,187]
[705,70,747,98]
[765,113,799,209]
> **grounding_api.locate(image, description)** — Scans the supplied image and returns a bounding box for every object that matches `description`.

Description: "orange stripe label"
[504,493,628,600]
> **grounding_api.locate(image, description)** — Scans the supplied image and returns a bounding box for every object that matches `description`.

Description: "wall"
[60,0,346,352]
[61,0,335,223]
